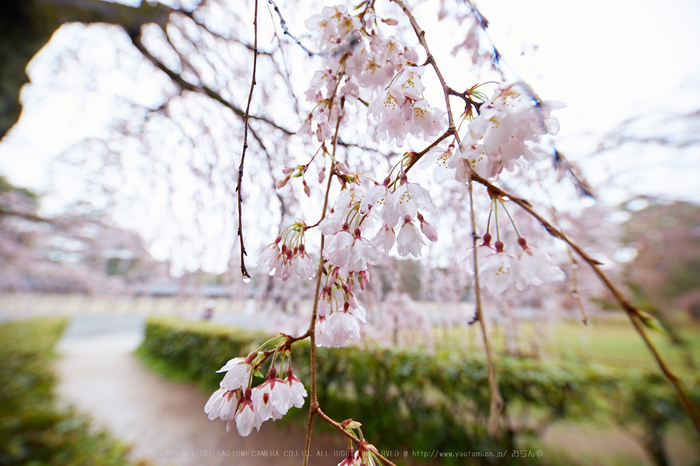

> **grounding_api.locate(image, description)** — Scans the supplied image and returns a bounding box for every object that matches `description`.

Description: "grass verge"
[0,318,139,466]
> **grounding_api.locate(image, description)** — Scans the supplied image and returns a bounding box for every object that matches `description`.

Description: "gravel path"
[53,316,344,466]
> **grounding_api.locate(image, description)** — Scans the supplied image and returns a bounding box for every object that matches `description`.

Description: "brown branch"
[36,0,176,30]
[0,207,53,224]
[303,79,350,464]
[447,86,483,114]
[472,172,700,435]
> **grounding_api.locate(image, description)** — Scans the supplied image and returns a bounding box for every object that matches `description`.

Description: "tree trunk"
[0,0,175,140]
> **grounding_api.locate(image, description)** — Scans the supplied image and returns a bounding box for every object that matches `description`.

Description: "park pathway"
[53,315,344,466]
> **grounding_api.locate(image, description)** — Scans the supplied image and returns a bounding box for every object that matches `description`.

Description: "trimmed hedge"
[137,317,699,465]
[0,318,137,466]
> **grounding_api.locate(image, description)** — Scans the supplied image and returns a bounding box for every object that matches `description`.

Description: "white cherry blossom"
[323,230,354,268]
[204,387,238,422]
[284,368,308,409]
[460,84,564,179]
[479,249,519,294]
[217,356,253,391]
[396,218,425,257]
[326,310,361,346]
[516,238,566,289]
[232,388,262,436]
[251,368,292,421]
[419,145,456,184]
[370,225,396,253]
[387,179,434,227]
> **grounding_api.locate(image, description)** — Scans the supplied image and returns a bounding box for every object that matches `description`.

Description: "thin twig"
[235,0,260,282]
[566,246,588,325]
[391,0,505,436]
[468,174,504,436]
[302,151,335,466]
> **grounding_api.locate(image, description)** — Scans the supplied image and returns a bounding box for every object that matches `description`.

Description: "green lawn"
[427,314,700,376]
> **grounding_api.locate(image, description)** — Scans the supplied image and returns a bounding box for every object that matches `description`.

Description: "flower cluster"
[205,352,307,436]
[315,272,367,347]
[323,173,437,258]
[311,170,439,347]
[453,84,564,180]
[301,5,445,146]
[335,421,380,465]
[368,66,446,145]
[462,233,565,294]
[258,222,316,281]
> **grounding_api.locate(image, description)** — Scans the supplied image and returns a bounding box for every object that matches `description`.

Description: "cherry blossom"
[458,84,564,179]
[217,354,255,391]
[251,367,292,421]
[419,144,457,184]
[396,217,425,258]
[232,388,262,436]
[258,225,316,281]
[416,212,438,243]
[324,229,354,268]
[316,300,366,348]
[337,448,360,466]
[204,387,239,422]
[370,225,396,253]
[478,241,519,294]
[516,237,566,289]
[386,177,434,227]
[284,368,308,409]
[461,233,496,275]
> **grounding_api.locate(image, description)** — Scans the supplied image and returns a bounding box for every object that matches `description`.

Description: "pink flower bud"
[275,177,288,189]
[382,17,399,25]
[358,270,370,290]
[318,169,326,184]
[282,167,293,175]
[420,221,438,242]
[245,351,258,364]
